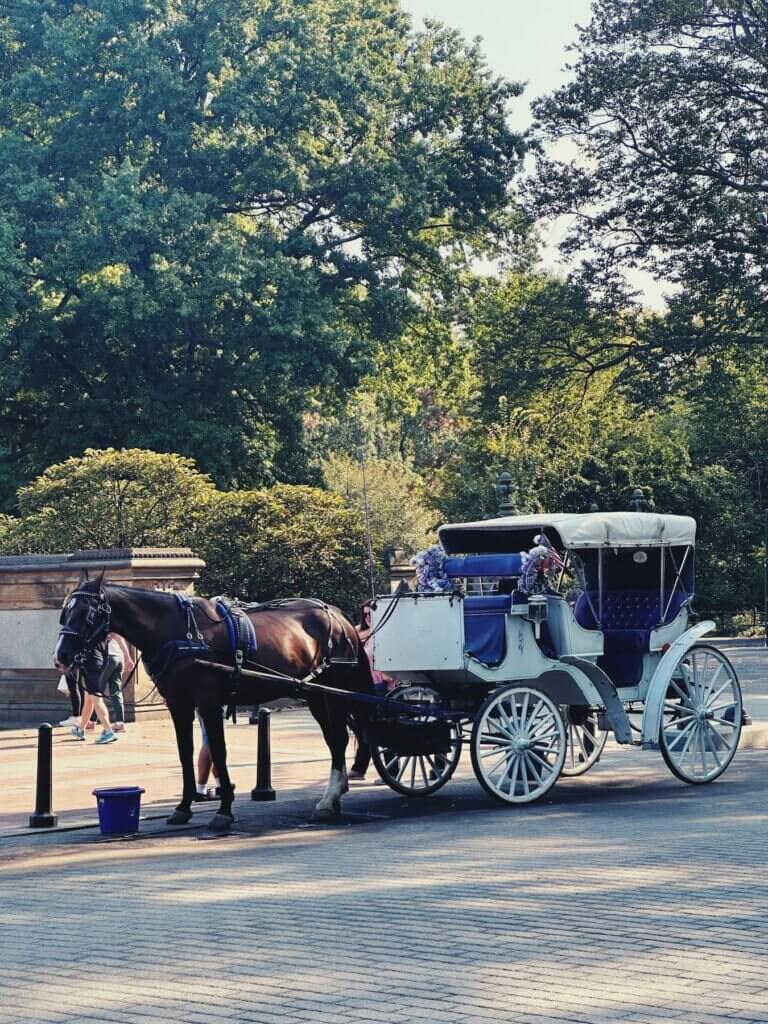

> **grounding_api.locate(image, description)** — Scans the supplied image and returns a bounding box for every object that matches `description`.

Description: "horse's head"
[53,569,110,671]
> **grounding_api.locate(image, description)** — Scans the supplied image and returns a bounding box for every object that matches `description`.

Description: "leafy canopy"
[531,1,768,384]
[323,452,435,559]
[0,0,524,497]
[0,447,372,611]
[193,484,370,613]
[2,448,215,551]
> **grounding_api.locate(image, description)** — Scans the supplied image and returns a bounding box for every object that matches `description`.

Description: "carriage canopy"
[438,512,696,554]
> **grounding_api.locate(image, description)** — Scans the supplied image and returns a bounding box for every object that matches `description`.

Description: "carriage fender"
[641,621,715,749]
[558,657,633,744]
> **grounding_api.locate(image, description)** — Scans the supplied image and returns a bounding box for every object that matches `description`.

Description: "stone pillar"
[0,548,204,725]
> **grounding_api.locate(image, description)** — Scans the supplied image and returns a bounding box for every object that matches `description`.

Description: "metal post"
[29,724,58,828]
[251,707,276,801]
[630,487,645,512]
[496,470,515,517]
[764,508,768,649]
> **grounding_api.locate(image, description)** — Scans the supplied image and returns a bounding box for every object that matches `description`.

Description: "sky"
[399,0,667,307]
[400,0,594,131]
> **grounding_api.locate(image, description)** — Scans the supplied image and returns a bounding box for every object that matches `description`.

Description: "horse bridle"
[58,587,112,662]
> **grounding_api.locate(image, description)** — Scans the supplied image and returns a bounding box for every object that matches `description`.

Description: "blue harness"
[144,593,209,682]
[144,593,258,684]
[215,599,258,666]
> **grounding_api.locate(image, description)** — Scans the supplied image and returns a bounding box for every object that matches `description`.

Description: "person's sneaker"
[85,720,96,731]
[95,730,118,745]
[71,726,85,740]
[59,715,79,727]
[112,722,126,733]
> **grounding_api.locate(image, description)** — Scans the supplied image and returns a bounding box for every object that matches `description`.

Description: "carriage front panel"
[371,593,465,672]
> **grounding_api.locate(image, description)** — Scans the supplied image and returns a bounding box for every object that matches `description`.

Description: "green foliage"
[0,448,215,552]
[323,452,435,558]
[0,0,524,497]
[193,485,370,613]
[0,447,373,611]
[469,273,635,402]
[530,1,768,385]
[429,270,765,617]
[307,296,477,485]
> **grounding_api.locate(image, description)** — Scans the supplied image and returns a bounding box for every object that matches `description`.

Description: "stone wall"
[0,548,204,725]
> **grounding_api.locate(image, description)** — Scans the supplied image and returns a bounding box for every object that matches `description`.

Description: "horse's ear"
[94,569,105,589]
[78,568,89,587]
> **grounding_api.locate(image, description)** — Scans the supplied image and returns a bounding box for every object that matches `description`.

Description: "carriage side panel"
[371,593,465,672]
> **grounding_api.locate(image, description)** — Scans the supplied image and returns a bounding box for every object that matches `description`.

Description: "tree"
[193,484,371,613]
[0,0,524,502]
[468,272,633,398]
[323,452,435,558]
[308,297,476,475]
[0,448,215,552]
[530,1,768,384]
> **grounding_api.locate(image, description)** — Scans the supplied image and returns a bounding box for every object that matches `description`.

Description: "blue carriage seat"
[574,589,689,685]
[444,554,522,667]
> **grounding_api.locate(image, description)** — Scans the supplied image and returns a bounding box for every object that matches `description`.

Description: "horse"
[53,569,374,829]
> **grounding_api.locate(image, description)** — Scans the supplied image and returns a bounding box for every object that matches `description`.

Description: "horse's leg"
[199,700,235,831]
[167,699,196,825]
[309,693,350,821]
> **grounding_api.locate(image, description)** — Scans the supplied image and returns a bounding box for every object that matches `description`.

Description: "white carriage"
[369,512,746,804]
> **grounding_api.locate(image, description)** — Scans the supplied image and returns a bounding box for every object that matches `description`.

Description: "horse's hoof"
[166,810,192,825]
[310,807,339,823]
[208,813,234,831]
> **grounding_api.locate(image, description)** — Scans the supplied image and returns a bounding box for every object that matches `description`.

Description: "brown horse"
[54,570,374,828]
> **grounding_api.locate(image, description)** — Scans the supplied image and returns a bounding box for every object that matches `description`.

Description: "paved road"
[2,738,767,1024]
[2,640,766,835]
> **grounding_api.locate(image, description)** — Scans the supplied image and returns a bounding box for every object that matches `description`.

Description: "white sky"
[400,0,668,307]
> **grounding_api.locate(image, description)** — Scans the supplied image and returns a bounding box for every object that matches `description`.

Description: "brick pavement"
[1,711,330,833]
[3,640,765,834]
[1,641,766,1023]
[1,743,768,1024]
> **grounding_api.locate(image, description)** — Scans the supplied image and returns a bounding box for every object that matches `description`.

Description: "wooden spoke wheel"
[471,685,566,804]
[560,707,608,777]
[660,644,742,785]
[371,685,462,797]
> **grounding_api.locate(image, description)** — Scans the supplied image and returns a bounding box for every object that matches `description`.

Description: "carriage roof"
[438,511,696,554]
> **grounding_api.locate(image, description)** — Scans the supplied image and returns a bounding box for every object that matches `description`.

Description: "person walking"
[194,711,221,800]
[71,639,118,745]
[104,633,133,733]
[58,671,81,728]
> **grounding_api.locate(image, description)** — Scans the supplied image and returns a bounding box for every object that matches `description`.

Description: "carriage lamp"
[526,593,548,639]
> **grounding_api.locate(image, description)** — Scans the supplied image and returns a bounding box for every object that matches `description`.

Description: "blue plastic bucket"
[92,787,145,835]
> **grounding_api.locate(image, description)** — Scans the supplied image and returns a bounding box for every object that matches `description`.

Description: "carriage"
[366,511,746,804]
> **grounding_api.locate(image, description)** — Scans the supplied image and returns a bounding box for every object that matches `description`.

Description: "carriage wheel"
[371,685,462,797]
[659,644,742,785]
[471,685,566,804]
[560,707,608,777]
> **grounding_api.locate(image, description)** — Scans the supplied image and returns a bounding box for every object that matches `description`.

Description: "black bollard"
[251,707,276,801]
[29,723,58,828]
